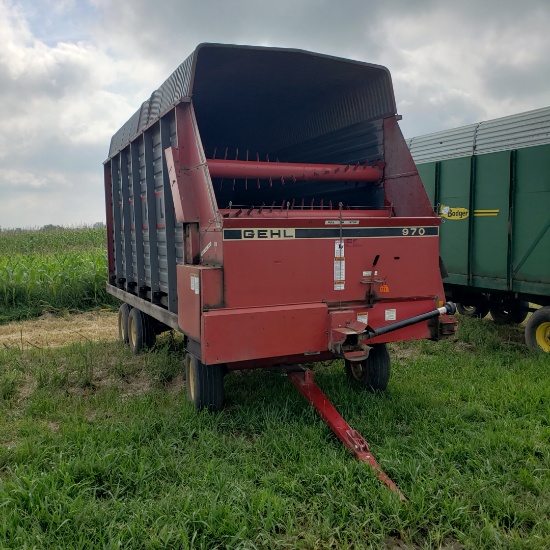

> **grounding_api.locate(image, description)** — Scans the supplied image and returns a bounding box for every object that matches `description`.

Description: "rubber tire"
[525,307,550,353]
[128,308,156,355]
[345,343,391,391]
[185,353,224,411]
[456,303,490,319]
[489,298,529,325]
[456,295,490,319]
[143,315,157,349]
[117,304,131,344]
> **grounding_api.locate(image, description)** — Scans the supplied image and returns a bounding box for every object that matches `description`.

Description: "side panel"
[107,108,184,314]
[202,303,329,365]
[417,144,550,299]
[471,151,510,289]
[382,117,434,217]
[512,144,550,294]
[103,163,115,275]
[222,221,444,309]
[177,264,224,342]
[437,157,471,286]
[177,264,201,341]
[201,298,440,366]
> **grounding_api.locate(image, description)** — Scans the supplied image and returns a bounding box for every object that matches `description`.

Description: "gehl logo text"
[242,228,296,239]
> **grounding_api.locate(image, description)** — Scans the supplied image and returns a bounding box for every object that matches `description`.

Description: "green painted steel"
[438,157,471,287]
[415,144,549,304]
[417,163,436,204]
[472,151,510,287]
[512,145,550,291]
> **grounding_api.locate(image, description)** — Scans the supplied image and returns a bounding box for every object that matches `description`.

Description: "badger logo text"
[439,205,469,220]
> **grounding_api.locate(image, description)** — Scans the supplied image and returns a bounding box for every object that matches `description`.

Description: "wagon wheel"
[456,294,489,319]
[489,297,529,325]
[117,303,131,344]
[345,343,391,391]
[185,353,224,411]
[128,308,156,354]
[525,307,550,353]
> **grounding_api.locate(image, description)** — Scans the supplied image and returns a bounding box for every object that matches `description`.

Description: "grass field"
[1,227,548,547]
[0,226,116,323]
[0,316,548,549]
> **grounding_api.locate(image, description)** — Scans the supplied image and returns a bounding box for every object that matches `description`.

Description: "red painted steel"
[168,102,224,266]
[383,116,434,217]
[201,303,329,365]
[199,298,444,365]
[177,265,223,341]
[220,208,392,218]
[224,351,334,371]
[221,224,443,310]
[207,159,383,183]
[177,265,201,341]
[285,368,406,501]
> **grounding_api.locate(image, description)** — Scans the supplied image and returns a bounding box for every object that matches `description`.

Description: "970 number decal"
[402,227,426,236]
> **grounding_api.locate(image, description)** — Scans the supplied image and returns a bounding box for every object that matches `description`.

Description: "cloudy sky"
[1,0,550,229]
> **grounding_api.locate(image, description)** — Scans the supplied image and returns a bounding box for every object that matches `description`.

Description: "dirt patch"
[383,537,463,549]
[0,311,118,349]
[167,373,185,395]
[390,345,421,362]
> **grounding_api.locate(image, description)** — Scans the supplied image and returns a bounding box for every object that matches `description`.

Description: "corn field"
[0,227,116,322]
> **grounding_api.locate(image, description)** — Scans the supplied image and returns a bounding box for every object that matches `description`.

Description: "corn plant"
[0,227,117,321]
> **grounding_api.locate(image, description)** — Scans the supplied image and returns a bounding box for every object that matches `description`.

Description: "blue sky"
[1,0,550,228]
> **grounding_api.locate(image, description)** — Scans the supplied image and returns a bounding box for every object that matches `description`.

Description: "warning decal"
[357,312,368,324]
[334,240,345,290]
[190,274,200,295]
[385,309,396,321]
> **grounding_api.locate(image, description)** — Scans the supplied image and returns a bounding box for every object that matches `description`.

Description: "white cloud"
[0,1,145,227]
[1,0,550,227]
[1,169,71,191]
[372,4,550,136]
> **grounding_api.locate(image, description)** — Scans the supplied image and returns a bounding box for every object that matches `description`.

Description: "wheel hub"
[535,322,550,352]
[188,358,195,401]
[350,362,365,380]
[129,317,136,347]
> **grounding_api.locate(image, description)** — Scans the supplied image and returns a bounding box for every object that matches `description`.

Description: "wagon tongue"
[283,367,406,502]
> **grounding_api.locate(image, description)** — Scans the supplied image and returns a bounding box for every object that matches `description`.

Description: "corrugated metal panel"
[110,109,183,313]
[408,124,478,163]
[108,44,395,160]
[280,119,383,165]
[409,106,550,163]
[213,119,385,211]
[108,53,195,157]
[109,109,142,159]
[191,45,394,158]
[475,107,550,154]
[137,101,150,133]
[159,57,194,114]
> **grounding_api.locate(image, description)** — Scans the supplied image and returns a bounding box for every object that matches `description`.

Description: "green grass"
[0,318,548,548]
[0,227,117,323]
